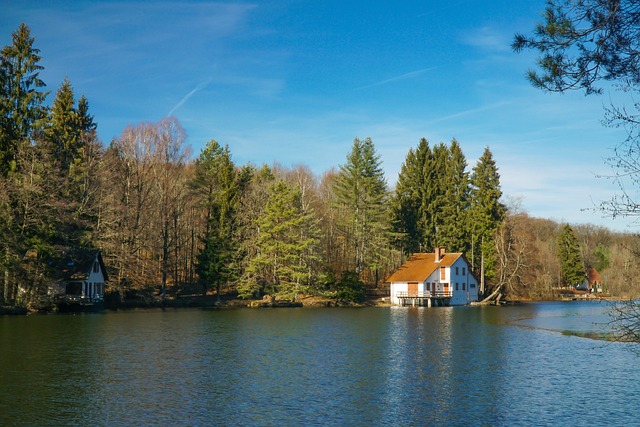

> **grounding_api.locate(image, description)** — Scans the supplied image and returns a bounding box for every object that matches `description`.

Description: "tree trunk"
[478,283,503,305]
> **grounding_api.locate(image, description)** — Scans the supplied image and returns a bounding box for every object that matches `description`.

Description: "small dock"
[395,291,451,307]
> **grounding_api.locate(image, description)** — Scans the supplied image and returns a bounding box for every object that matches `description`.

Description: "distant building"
[578,267,603,293]
[49,250,108,304]
[386,248,478,306]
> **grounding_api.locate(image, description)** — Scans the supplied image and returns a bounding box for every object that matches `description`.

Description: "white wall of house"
[390,282,408,305]
[448,258,478,305]
[83,256,106,300]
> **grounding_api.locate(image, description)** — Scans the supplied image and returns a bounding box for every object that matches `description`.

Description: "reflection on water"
[1,302,638,426]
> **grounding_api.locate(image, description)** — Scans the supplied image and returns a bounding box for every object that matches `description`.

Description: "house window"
[440,267,446,280]
[463,283,466,291]
[456,267,459,275]
[463,267,466,275]
[455,283,459,291]
[470,283,476,288]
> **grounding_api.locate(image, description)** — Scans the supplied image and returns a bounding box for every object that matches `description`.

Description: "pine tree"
[0,23,48,175]
[392,139,470,255]
[242,180,317,298]
[557,224,585,287]
[392,138,431,254]
[427,142,450,245]
[333,137,389,277]
[76,95,96,135]
[437,139,470,252]
[193,140,240,299]
[44,79,83,174]
[469,147,506,286]
[41,79,102,248]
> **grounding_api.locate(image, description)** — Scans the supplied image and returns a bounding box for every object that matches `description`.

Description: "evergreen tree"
[392,139,470,255]
[193,140,240,299]
[241,180,317,298]
[392,138,431,254]
[469,147,506,285]
[557,224,585,287]
[437,139,470,252]
[333,137,389,277]
[0,23,48,175]
[41,79,101,248]
[76,95,97,135]
[45,78,82,172]
[427,142,451,246]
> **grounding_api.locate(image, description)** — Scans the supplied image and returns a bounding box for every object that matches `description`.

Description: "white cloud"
[460,26,511,52]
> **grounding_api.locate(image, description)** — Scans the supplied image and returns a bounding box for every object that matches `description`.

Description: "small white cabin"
[386,248,478,306]
[53,250,108,302]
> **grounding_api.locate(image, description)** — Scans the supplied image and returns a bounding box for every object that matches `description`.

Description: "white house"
[52,250,108,303]
[386,248,478,306]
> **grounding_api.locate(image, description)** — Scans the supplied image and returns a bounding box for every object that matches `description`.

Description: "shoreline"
[3,294,626,316]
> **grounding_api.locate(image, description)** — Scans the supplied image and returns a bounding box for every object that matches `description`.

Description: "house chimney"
[435,246,441,262]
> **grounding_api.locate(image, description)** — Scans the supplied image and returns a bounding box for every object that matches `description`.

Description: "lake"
[1,301,638,426]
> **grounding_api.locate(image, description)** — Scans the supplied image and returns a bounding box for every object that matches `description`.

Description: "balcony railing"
[396,290,452,298]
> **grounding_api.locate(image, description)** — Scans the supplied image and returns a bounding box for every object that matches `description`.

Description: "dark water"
[1,302,638,426]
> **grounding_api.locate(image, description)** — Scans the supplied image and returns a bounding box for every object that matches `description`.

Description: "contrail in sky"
[168,80,211,116]
[357,67,439,90]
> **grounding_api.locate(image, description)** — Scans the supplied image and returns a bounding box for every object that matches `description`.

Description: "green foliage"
[45,78,92,172]
[468,147,506,281]
[333,137,390,275]
[433,140,470,253]
[392,138,431,254]
[0,23,48,175]
[513,0,640,95]
[392,139,470,255]
[240,180,318,299]
[193,140,240,297]
[593,243,611,272]
[335,271,366,303]
[557,224,585,287]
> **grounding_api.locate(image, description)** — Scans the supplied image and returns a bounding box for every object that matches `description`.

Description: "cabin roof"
[55,249,108,282]
[587,267,601,285]
[386,252,464,283]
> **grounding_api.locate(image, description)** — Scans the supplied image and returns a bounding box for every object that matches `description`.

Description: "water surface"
[1,302,637,426]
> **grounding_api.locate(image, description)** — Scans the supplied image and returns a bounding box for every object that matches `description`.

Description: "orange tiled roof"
[386,252,463,283]
[587,267,601,285]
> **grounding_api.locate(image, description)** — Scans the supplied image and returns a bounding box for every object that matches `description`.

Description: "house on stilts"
[386,247,478,306]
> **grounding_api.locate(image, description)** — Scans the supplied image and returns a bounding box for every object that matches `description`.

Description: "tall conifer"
[557,224,585,287]
[392,138,431,253]
[438,139,470,252]
[242,180,317,298]
[0,23,48,175]
[193,140,239,299]
[334,137,389,277]
[469,147,506,285]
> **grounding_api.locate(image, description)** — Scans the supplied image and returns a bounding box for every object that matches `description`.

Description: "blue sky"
[2,0,636,230]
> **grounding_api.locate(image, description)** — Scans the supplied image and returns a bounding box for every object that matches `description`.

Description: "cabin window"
[440,267,446,280]
[470,283,476,288]
[455,283,459,290]
[463,283,466,291]
[456,267,459,275]
[463,267,466,275]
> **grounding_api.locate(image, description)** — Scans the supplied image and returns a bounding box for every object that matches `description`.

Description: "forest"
[1,23,639,310]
